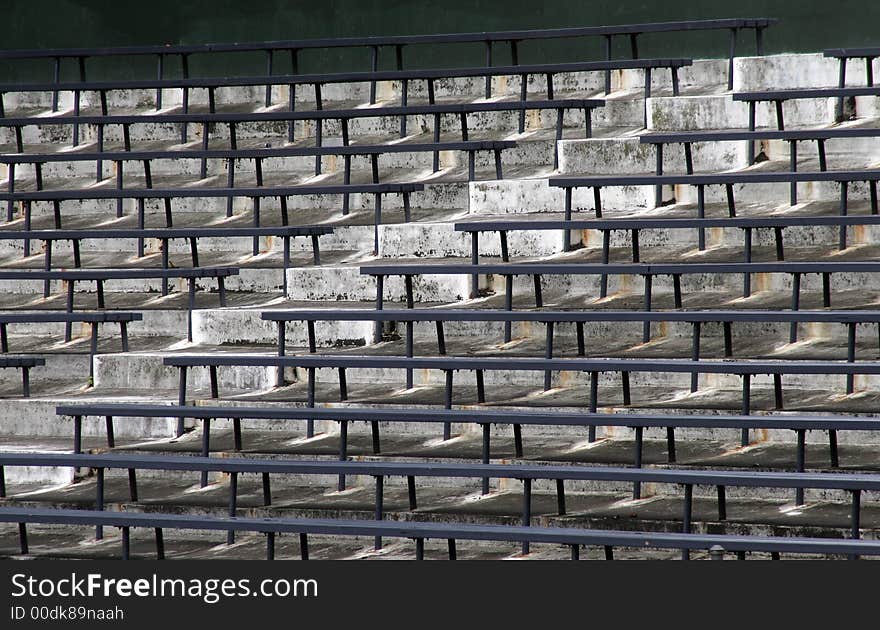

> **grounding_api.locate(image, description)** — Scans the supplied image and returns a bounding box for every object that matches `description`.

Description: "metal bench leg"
[588,371,599,443]
[227,472,237,544]
[642,275,652,342]
[155,528,164,560]
[633,426,643,500]
[563,188,573,252]
[104,416,116,448]
[846,490,862,561]
[521,478,531,555]
[681,484,693,561]
[741,374,751,446]
[773,374,784,410]
[795,429,806,506]
[789,273,801,343]
[18,523,28,555]
[374,475,384,550]
[187,278,195,342]
[443,370,453,440]
[847,322,857,394]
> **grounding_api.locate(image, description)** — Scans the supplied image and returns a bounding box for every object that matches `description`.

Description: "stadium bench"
[0,451,872,554]
[0,58,687,136]
[0,18,773,102]
[548,169,880,216]
[0,225,332,293]
[823,47,879,87]
[731,85,880,127]
[262,307,880,392]
[0,267,237,341]
[2,504,872,561]
[163,354,880,444]
[0,140,518,190]
[56,402,880,498]
[0,312,141,376]
[0,356,44,397]
[0,100,591,167]
[359,261,880,345]
[639,126,880,202]
[0,182,422,256]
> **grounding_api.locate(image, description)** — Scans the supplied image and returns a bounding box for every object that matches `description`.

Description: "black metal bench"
[0,225,331,293]
[732,85,880,128]
[547,170,880,257]
[0,182,422,256]
[163,354,880,445]
[823,47,879,88]
[548,169,880,215]
[0,140,519,191]
[0,59,686,136]
[0,267,237,340]
[640,126,880,202]
[0,100,593,168]
[261,307,880,393]
[360,260,880,347]
[0,18,773,104]
[0,312,141,376]
[2,503,872,561]
[455,214,880,285]
[0,450,872,557]
[0,356,43,397]
[56,402,880,501]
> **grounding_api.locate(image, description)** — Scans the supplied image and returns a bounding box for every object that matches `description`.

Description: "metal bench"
[0,100,592,166]
[0,225,332,293]
[732,85,880,127]
[823,47,879,87]
[2,504,873,561]
[0,58,687,133]
[0,451,872,556]
[0,182,422,256]
[0,356,44,397]
[360,260,880,345]
[0,312,141,376]
[163,354,880,442]
[548,169,880,216]
[0,140,519,190]
[640,126,880,200]
[261,307,880,392]
[456,214,880,281]
[0,18,773,103]
[0,267,238,340]
[56,402,880,500]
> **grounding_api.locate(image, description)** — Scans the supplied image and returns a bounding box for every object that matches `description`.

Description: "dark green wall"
[2,0,879,80]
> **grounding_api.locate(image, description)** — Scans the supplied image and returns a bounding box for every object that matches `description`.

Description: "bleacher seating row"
[4,17,880,560]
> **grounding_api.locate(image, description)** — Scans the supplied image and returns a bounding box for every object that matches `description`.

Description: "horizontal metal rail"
[55,403,880,499]
[1,505,876,561]
[0,451,874,534]
[163,354,880,438]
